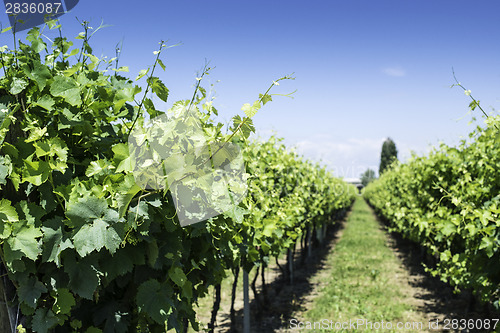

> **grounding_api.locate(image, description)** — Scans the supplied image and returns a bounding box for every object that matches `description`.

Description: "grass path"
[279,198,469,333]
[290,198,426,332]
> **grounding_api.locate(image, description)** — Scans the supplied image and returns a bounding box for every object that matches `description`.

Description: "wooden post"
[0,276,16,333]
[316,224,323,244]
[243,269,250,333]
[307,226,313,258]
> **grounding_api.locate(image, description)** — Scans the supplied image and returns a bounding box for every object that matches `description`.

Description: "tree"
[379,138,398,174]
[360,168,376,186]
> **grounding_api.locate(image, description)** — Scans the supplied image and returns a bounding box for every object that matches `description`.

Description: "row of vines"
[0,20,356,332]
[364,115,500,310]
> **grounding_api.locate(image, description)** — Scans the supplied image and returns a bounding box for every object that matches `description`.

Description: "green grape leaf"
[26,127,47,143]
[18,201,45,226]
[3,241,23,272]
[34,141,51,157]
[9,77,29,95]
[42,220,74,266]
[136,279,171,324]
[157,58,166,71]
[262,222,276,237]
[112,143,129,162]
[168,267,187,288]
[148,76,169,102]
[479,237,495,258]
[259,93,272,105]
[52,288,76,315]
[144,97,160,118]
[0,102,15,145]
[100,247,134,280]
[18,276,47,309]
[115,181,141,218]
[241,100,261,118]
[34,95,55,111]
[85,159,115,177]
[64,253,100,300]
[112,66,129,73]
[73,218,122,257]
[22,159,50,186]
[32,308,59,333]
[114,144,135,173]
[30,61,52,90]
[38,182,58,214]
[7,225,42,260]
[135,68,149,81]
[0,155,11,186]
[440,221,456,236]
[0,198,18,223]
[146,240,159,267]
[232,115,255,139]
[66,195,107,227]
[50,76,82,106]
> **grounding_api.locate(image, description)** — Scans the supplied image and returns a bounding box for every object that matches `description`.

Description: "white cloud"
[382,66,406,77]
[293,136,384,178]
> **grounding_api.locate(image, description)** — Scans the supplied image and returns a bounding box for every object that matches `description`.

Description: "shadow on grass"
[372,200,499,332]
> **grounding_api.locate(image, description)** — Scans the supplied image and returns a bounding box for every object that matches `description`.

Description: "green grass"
[301,198,421,332]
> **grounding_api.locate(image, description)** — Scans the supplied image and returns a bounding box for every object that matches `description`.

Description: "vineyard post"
[307,225,313,258]
[316,224,323,244]
[0,277,14,333]
[322,223,327,243]
[230,267,239,331]
[243,268,250,333]
[287,248,294,285]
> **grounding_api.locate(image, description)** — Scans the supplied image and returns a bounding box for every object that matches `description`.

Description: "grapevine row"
[0,21,356,332]
[364,116,500,309]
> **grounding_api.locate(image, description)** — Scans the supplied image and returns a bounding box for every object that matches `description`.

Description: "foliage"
[0,19,355,332]
[365,116,500,308]
[360,168,376,187]
[378,138,398,175]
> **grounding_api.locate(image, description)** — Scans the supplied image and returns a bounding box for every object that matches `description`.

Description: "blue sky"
[2,0,500,178]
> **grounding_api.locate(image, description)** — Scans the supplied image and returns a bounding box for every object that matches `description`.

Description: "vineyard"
[364,115,500,311]
[0,21,356,332]
[0,13,499,333]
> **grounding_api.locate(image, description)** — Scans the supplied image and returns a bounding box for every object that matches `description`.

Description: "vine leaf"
[9,77,28,95]
[136,279,172,325]
[22,158,50,186]
[29,61,52,91]
[73,218,121,257]
[34,95,55,111]
[50,76,82,106]
[168,266,187,288]
[66,195,108,227]
[7,224,42,261]
[42,221,74,266]
[64,254,100,300]
[241,100,261,118]
[18,276,47,309]
[147,76,169,102]
[52,288,76,315]
[32,308,59,333]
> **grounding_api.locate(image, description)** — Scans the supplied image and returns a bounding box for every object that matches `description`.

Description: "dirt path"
[202,198,497,333]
